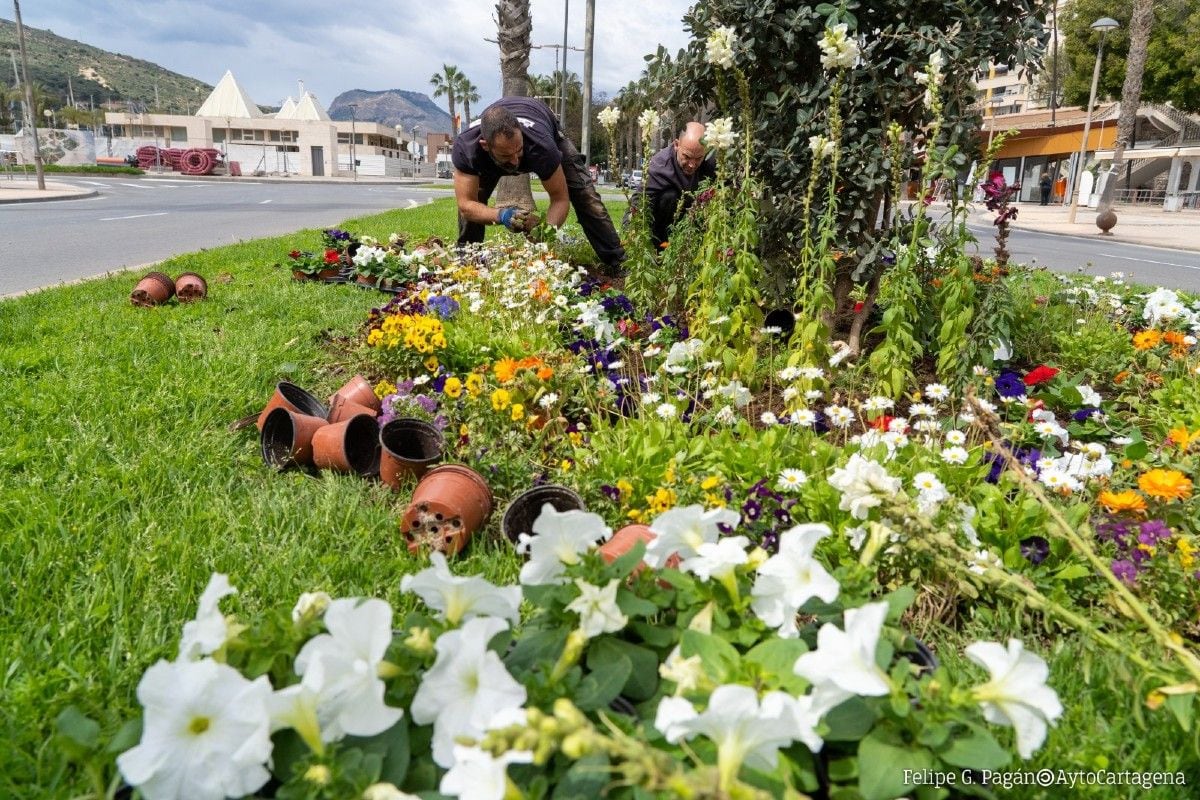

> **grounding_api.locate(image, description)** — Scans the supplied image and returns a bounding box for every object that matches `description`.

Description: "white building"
[102,71,432,177]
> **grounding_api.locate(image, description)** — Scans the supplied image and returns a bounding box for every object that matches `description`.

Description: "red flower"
[1023,365,1059,386]
[324,249,341,264]
[288,250,301,259]
[853,301,865,313]
[870,415,895,432]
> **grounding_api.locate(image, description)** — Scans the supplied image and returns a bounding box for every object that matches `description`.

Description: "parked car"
[436,163,453,179]
[627,169,644,192]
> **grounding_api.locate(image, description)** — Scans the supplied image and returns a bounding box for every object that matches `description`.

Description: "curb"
[0,188,98,205]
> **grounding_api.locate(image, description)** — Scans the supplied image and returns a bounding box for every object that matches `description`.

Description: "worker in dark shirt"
[451,97,625,273]
[641,122,717,249]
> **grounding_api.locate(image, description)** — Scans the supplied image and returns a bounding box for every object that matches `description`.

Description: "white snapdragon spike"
[400,551,521,626]
[654,685,811,786]
[566,578,628,638]
[178,573,237,661]
[411,617,528,767]
[638,108,661,143]
[439,744,533,800]
[827,454,902,520]
[294,598,404,740]
[291,591,332,623]
[751,524,840,637]
[912,472,949,516]
[597,105,620,129]
[808,135,836,159]
[681,536,751,582]
[646,504,741,568]
[516,504,612,586]
[818,23,860,70]
[794,602,892,697]
[966,639,1063,758]
[959,504,981,547]
[703,117,737,150]
[776,468,808,492]
[660,646,705,694]
[117,659,273,800]
[705,25,737,68]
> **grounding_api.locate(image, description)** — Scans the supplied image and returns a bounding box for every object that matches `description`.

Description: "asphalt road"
[0,177,454,296]
[3,176,1199,296]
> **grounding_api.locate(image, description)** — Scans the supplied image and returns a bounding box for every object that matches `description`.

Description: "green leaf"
[587,637,659,702]
[345,718,410,787]
[105,718,143,755]
[630,620,675,649]
[552,751,610,798]
[679,630,740,682]
[575,650,631,711]
[505,627,569,674]
[1165,692,1194,732]
[1053,563,1091,581]
[55,706,100,752]
[616,587,659,618]
[823,697,878,741]
[745,638,810,694]
[939,725,1010,770]
[858,730,931,800]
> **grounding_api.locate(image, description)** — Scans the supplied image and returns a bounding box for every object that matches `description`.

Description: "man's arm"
[454,170,501,225]
[541,167,571,227]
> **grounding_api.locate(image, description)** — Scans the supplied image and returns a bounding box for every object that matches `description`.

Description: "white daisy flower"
[924,383,950,402]
[776,469,809,492]
[945,430,967,446]
[940,446,969,465]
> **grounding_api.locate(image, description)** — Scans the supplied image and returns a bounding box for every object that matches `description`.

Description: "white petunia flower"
[179,573,237,662]
[517,505,612,586]
[717,380,752,408]
[752,524,840,637]
[118,659,273,800]
[291,591,332,624]
[440,744,533,799]
[411,617,527,767]
[566,578,628,638]
[966,639,1063,759]
[681,536,751,582]
[659,646,705,695]
[827,454,901,520]
[794,602,891,697]
[646,505,741,568]
[400,552,521,626]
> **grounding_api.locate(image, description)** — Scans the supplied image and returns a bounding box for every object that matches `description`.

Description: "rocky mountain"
[328,89,454,137]
[0,18,211,111]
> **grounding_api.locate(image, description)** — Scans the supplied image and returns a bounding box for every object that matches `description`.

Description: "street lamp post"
[348,103,358,181]
[986,96,1005,149]
[1066,16,1119,225]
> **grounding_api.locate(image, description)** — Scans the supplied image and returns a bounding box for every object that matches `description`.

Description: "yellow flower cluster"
[367,313,447,354]
[1177,536,1195,570]
[646,487,677,515]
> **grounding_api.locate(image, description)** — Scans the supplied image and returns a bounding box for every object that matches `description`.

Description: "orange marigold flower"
[1113,370,1131,384]
[1097,489,1147,514]
[1169,427,1200,450]
[530,278,551,302]
[1133,330,1162,350]
[1138,469,1193,502]
[517,356,543,370]
[536,366,554,381]
[493,357,519,384]
[1164,331,1188,347]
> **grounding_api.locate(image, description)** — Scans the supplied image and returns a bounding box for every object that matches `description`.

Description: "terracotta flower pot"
[130,271,176,307]
[174,272,208,302]
[379,418,444,490]
[501,485,586,544]
[328,395,378,424]
[257,382,329,431]
[311,413,380,475]
[260,407,328,469]
[402,464,492,556]
[330,374,382,413]
[292,270,317,281]
[599,523,678,575]
[317,267,342,282]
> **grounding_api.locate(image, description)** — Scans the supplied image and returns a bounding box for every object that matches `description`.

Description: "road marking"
[1098,252,1200,270]
[406,199,419,208]
[80,180,109,186]
[99,212,168,221]
[120,182,156,189]
[259,199,272,204]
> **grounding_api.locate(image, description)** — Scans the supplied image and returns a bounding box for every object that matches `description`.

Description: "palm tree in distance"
[495,0,534,212]
[456,75,480,128]
[430,64,463,134]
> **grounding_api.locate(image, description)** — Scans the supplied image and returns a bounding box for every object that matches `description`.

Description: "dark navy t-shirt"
[646,143,717,196]
[451,98,563,181]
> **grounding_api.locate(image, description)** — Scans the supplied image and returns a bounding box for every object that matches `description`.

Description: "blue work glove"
[497,207,521,231]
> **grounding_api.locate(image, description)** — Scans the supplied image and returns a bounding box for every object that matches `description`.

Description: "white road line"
[120,182,156,189]
[406,199,419,208]
[99,212,168,221]
[259,199,272,204]
[79,180,109,186]
[1098,252,1200,270]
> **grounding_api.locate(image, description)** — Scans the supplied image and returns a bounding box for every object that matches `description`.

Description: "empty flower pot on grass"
[260,407,328,470]
[401,464,492,556]
[328,395,378,424]
[311,413,380,475]
[130,271,176,307]
[379,418,444,490]
[501,485,586,544]
[330,374,382,413]
[174,273,208,302]
[256,382,329,431]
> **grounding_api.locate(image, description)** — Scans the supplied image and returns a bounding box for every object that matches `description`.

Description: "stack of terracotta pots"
[258,376,381,476]
[130,271,209,306]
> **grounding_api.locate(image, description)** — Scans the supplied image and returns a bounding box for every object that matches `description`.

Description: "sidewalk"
[966,201,1200,252]
[0,178,96,204]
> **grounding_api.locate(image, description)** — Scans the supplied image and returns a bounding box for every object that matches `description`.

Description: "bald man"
[642,122,717,248]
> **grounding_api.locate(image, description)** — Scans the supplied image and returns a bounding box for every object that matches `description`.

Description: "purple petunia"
[995,371,1027,399]
[1020,536,1050,565]
[1112,559,1139,585]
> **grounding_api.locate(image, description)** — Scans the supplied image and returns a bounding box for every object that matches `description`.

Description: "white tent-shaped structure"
[196,70,264,118]
[275,97,297,119]
[284,92,331,122]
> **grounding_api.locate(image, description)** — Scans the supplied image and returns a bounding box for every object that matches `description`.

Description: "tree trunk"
[495,0,536,213]
[1096,0,1154,218]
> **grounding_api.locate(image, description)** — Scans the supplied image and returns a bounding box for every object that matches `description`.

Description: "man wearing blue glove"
[451,97,625,274]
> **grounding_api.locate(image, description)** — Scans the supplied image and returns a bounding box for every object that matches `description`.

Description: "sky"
[20,1,697,112]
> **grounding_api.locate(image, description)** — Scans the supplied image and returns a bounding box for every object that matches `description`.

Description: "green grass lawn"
[1,198,1195,798]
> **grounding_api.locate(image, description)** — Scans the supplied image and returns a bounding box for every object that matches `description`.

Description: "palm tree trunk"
[1096,0,1154,218]
[495,0,535,213]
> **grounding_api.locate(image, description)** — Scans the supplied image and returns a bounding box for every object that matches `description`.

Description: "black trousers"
[457,136,625,268]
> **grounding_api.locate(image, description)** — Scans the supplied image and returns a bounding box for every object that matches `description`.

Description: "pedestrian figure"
[1039,172,1052,206]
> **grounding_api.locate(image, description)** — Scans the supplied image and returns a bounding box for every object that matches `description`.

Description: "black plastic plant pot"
[763,308,796,339]
[501,484,586,544]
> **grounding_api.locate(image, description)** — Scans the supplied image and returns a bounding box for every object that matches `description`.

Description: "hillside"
[328,89,454,137]
[0,18,210,111]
